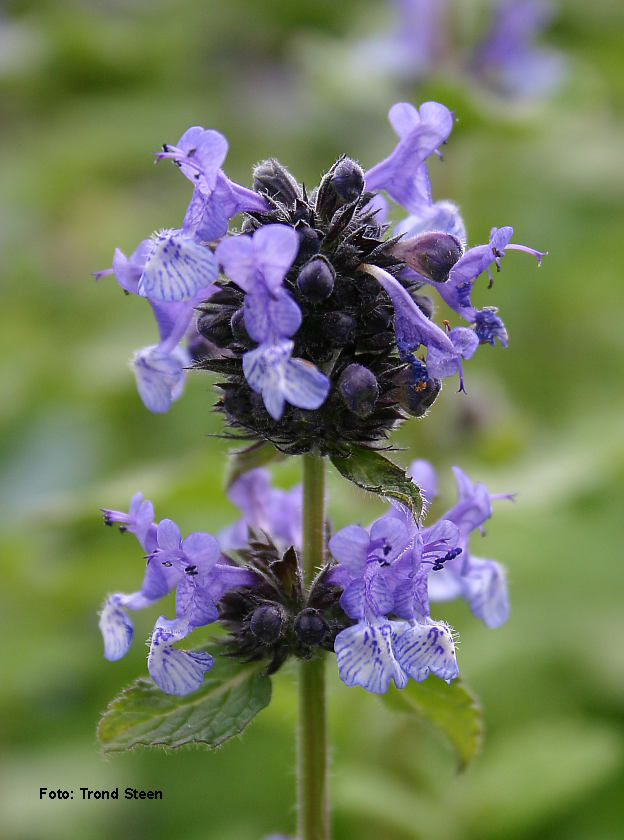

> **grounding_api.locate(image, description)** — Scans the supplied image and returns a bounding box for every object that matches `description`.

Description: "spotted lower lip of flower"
[147,615,214,695]
[333,617,458,693]
[392,618,458,683]
[242,340,330,421]
[137,229,219,302]
[334,621,409,693]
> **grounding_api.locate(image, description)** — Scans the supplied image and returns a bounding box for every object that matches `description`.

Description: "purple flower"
[99,501,257,690]
[157,126,228,193]
[418,462,514,627]
[157,126,268,241]
[147,519,223,627]
[242,341,329,421]
[361,263,478,390]
[365,101,454,215]
[96,230,221,412]
[391,517,461,620]
[216,223,299,295]
[391,619,458,682]
[146,520,259,692]
[329,510,459,693]
[132,295,204,414]
[328,515,412,620]
[397,225,546,347]
[101,491,156,550]
[98,496,180,662]
[218,468,302,552]
[216,225,331,418]
[471,0,567,100]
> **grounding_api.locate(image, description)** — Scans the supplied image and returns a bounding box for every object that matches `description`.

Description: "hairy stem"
[297,453,329,840]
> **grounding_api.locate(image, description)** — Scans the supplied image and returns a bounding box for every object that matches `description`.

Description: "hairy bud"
[338,364,379,417]
[393,232,463,283]
[294,608,328,646]
[297,256,335,303]
[316,156,365,219]
[250,603,288,644]
[252,158,300,206]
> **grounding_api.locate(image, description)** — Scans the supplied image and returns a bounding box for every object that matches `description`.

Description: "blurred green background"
[1,0,623,838]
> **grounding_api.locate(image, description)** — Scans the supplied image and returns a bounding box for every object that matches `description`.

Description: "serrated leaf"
[97,650,271,753]
[330,447,422,518]
[381,677,482,771]
[225,441,283,488]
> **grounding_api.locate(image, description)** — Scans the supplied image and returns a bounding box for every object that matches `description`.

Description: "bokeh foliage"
[1,0,623,838]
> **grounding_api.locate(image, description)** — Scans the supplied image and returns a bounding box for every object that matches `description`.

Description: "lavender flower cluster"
[100,462,512,695]
[97,100,544,455]
[97,98,539,696]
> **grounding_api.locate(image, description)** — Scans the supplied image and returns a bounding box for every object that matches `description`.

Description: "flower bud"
[329,157,365,204]
[187,333,221,362]
[322,312,354,346]
[230,307,251,345]
[393,232,463,283]
[295,221,322,263]
[297,256,335,303]
[196,307,234,346]
[294,608,328,646]
[338,364,379,417]
[252,158,300,206]
[250,603,288,644]
[316,156,364,219]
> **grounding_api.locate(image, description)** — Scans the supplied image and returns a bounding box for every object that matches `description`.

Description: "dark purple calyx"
[294,608,328,646]
[316,156,365,220]
[338,363,379,417]
[250,603,288,644]
[393,232,463,283]
[297,255,335,303]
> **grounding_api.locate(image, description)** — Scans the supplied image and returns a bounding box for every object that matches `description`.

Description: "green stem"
[297,453,329,840]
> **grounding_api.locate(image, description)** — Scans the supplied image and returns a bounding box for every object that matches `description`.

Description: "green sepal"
[225,441,284,489]
[381,677,483,771]
[330,446,422,518]
[97,648,271,753]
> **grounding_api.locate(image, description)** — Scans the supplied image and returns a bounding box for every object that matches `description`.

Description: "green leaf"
[381,677,482,771]
[330,447,423,518]
[97,650,271,753]
[225,441,283,488]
